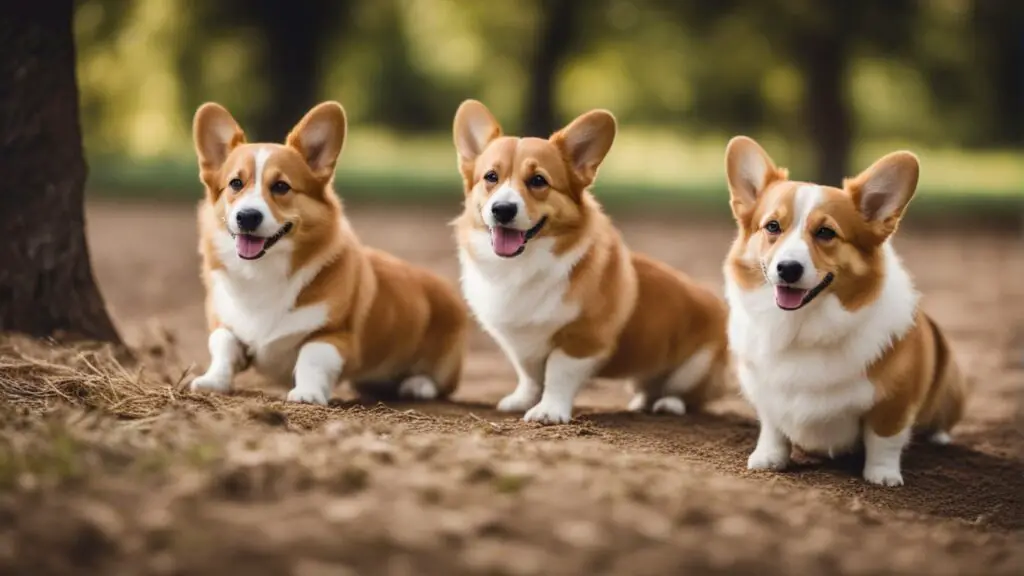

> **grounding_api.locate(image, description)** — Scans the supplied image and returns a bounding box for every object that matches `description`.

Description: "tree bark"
[0,1,120,343]
[523,0,578,137]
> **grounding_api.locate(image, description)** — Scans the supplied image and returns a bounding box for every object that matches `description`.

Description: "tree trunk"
[797,29,852,186]
[974,0,1024,146]
[0,2,120,343]
[245,0,342,142]
[523,0,578,137]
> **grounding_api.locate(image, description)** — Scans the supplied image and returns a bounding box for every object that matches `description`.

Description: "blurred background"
[76,0,1022,218]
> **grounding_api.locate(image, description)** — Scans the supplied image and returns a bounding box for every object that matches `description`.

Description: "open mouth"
[232,222,293,260]
[774,272,835,311]
[490,216,547,258]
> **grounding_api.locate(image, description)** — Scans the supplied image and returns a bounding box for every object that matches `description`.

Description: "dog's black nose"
[490,202,518,225]
[236,209,263,232]
[776,260,804,284]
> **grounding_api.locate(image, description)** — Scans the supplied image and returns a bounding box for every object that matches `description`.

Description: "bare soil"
[1,200,1022,576]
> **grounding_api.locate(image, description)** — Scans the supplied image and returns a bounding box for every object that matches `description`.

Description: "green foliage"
[73,0,1023,202]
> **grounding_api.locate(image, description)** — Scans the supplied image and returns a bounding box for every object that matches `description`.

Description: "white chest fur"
[725,242,919,454]
[459,231,590,362]
[210,231,329,384]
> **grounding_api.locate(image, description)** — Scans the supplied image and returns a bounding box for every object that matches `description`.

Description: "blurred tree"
[668,0,917,184]
[973,0,1024,146]
[789,3,858,187]
[247,0,352,141]
[523,0,580,137]
[362,0,443,132]
[0,1,120,342]
[194,0,353,142]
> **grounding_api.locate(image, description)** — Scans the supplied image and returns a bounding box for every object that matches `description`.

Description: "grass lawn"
[85,130,1023,227]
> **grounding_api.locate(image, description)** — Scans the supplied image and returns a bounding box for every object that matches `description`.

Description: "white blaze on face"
[481,182,531,229]
[228,147,280,237]
[482,181,536,258]
[767,184,823,289]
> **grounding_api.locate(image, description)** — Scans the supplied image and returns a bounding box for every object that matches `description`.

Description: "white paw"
[286,386,329,406]
[398,375,438,400]
[496,388,540,413]
[929,431,952,445]
[863,465,904,486]
[651,396,686,416]
[747,447,791,471]
[190,373,232,394]
[626,393,647,412]
[523,400,573,425]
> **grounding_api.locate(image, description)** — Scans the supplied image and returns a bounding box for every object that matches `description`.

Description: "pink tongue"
[490,227,527,257]
[774,286,809,310]
[236,235,267,259]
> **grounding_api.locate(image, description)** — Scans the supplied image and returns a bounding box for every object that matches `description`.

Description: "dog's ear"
[453,100,503,193]
[453,100,502,164]
[286,101,348,180]
[724,136,788,226]
[193,103,246,191]
[550,109,617,196]
[845,151,919,240]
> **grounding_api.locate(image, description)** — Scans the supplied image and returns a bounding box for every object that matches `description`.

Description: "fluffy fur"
[722,136,970,486]
[452,100,728,425]
[189,102,468,404]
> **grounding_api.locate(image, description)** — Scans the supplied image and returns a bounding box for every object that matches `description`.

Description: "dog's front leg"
[287,337,347,406]
[747,413,793,471]
[497,353,546,413]
[862,426,910,486]
[191,327,245,394]
[523,349,604,425]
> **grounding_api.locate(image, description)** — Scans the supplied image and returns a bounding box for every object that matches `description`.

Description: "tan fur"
[866,310,970,437]
[725,136,969,439]
[454,100,728,410]
[194,102,467,397]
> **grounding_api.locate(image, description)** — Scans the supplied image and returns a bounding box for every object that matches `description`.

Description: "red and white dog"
[723,136,969,485]
[453,100,728,424]
[189,101,468,404]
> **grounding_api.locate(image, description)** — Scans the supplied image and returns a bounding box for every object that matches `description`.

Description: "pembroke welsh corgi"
[723,136,970,486]
[189,101,468,404]
[452,100,728,424]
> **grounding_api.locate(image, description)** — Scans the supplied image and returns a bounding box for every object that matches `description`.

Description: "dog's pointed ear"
[453,100,502,164]
[193,103,245,176]
[453,100,502,192]
[845,151,919,238]
[286,101,348,180]
[725,136,787,223]
[550,109,617,192]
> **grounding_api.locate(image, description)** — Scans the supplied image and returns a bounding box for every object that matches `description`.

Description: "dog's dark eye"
[764,220,782,234]
[815,226,836,241]
[270,181,291,195]
[483,170,499,184]
[527,174,548,189]
[229,178,244,191]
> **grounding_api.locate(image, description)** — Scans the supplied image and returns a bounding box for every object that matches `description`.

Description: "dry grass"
[0,335,183,416]
[0,334,345,424]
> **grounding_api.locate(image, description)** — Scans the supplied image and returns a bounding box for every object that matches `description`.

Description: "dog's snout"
[236,209,264,232]
[490,202,518,225]
[776,260,804,284]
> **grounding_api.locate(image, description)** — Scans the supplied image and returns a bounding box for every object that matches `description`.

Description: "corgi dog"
[723,136,970,486]
[452,100,728,425]
[188,101,468,405]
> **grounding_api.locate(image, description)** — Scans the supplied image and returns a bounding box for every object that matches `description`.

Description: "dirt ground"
[1,200,1023,575]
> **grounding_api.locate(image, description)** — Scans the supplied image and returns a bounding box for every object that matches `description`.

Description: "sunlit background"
[75,0,1022,215]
